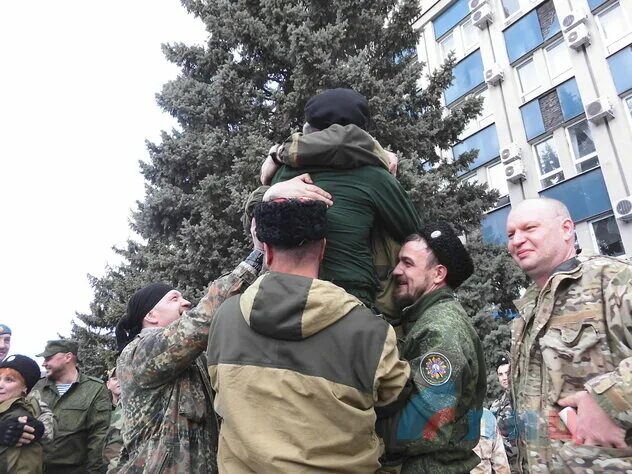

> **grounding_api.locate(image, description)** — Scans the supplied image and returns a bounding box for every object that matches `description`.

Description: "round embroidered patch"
[420,352,452,386]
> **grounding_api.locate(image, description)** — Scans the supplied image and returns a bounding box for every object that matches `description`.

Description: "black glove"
[25,417,45,442]
[0,416,45,446]
[0,418,25,446]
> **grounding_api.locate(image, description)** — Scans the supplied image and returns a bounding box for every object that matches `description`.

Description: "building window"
[438,17,479,62]
[433,0,470,40]
[590,215,625,256]
[607,46,632,95]
[626,94,632,115]
[503,1,561,63]
[461,88,493,136]
[596,2,632,54]
[534,137,564,188]
[444,50,485,105]
[452,124,500,170]
[520,78,584,141]
[566,120,599,173]
[487,161,510,205]
[544,40,572,83]
[502,0,521,18]
[516,58,540,95]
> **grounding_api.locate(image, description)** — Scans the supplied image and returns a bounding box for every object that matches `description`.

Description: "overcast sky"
[0,1,207,362]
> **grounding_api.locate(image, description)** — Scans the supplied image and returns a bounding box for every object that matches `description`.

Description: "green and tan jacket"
[0,396,43,474]
[207,272,411,473]
[511,255,632,473]
[115,258,259,474]
[32,371,111,473]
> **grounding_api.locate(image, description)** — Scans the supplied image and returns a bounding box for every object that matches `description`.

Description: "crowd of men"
[0,89,630,473]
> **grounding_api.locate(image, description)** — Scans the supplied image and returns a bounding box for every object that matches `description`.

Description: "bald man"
[507,197,632,472]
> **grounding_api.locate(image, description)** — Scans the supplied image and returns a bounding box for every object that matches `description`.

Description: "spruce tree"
[72,0,525,385]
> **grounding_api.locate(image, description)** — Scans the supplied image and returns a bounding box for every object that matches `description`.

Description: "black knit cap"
[496,355,510,370]
[419,221,474,289]
[255,199,327,249]
[0,355,41,393]
[304,88,370,131]
[115,282,174,352]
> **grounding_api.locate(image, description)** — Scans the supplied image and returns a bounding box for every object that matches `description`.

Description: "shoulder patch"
[420,352,452,386]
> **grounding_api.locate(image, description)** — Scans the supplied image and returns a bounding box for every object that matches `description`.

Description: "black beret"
[304,89,370,130]
[496,355,510,370]
[0,355,41,393]
[255,199,327,249]
[419,221,474,289]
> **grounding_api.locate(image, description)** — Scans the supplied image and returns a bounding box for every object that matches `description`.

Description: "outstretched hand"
[558,390,627,448]
[264,174,333,207]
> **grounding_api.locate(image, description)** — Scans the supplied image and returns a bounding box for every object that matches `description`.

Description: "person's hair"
[269,239,323,264]
[0,368,26,390]
[403,233,439,267]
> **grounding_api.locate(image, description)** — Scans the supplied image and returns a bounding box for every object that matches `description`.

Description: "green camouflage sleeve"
[584,264,632,429]
[86,384,112,474]
[396,322,471,454]
[131,257,261,388]
[26,391,57,446]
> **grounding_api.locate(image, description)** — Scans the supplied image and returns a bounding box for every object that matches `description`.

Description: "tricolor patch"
[420,352,452,386]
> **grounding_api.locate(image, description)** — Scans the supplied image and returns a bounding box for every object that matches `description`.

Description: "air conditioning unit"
[504,158,526,183]
[565,24,590,50]
[472,4,493,29]
[614,196,632,222]
[500,143,522,164]
[484,63,504,86]
[562,8,587,31]
[468,0,488,11]
[585,97,614,123]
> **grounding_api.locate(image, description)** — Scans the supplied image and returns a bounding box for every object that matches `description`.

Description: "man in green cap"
[32,340,111,474]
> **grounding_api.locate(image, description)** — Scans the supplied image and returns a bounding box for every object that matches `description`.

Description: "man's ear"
[143,311,158,326]
[318,238,326,262]
[561,217,575,242]
[434,264,448,285]
[263,243,274,269]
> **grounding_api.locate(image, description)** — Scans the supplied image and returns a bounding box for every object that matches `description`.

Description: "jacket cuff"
[585,371,632,429]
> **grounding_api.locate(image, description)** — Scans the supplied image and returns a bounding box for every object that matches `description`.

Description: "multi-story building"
[415,0,632,256]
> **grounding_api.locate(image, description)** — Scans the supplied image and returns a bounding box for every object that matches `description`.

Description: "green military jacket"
[273,124,421,307]
[0,396,43,474]
[511,255,632,472]
[395,287,487,473]
[32,371,111,473]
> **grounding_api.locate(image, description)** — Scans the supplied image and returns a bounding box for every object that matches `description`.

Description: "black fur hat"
[419,221,474,289]
[255,199,327,249]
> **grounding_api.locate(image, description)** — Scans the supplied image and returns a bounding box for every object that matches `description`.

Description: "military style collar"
[401,287,454,328]
[551,257,580,275]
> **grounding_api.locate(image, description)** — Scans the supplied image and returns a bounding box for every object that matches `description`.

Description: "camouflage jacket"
[0,396,43,474]
[511,255,632,472]
[116,258,260,474]
[394,287,487,473]
[32,371,111,473]
[472,408,510,474]
[103,403,123,471]
[27,391,56,447]
[489,391,518,470]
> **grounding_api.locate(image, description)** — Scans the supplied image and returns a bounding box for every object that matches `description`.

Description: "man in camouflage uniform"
[489,355,518,472]
[507,198,632,472]
[32,339,111,474]
[114,244,264,473]
[102,367,123,471]
[384,222,487,473]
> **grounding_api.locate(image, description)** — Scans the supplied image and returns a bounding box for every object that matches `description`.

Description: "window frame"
[437,16,479,62]
[533,136,565,188]
[544,39,573,85]
[564,119,599,173]
[486,160,510,197]
[595,1,632,54]
[515,56,541,97]
[588,213,626,256]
